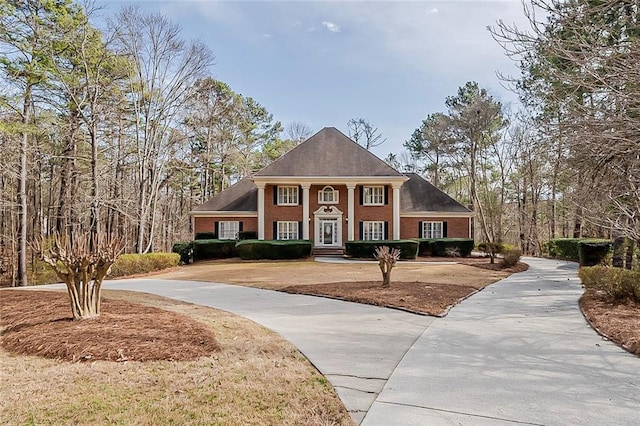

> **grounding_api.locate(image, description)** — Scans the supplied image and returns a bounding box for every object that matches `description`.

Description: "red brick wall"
[400,217,471,239]
[194,216,258,237]
[353,185,394,239]
[264,185,303,240]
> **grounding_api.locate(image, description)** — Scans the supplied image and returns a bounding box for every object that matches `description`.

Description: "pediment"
[313,205,343,216]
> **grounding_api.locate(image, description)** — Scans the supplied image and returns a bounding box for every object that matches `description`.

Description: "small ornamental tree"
[375,246,401,288]
[32,233,124,320]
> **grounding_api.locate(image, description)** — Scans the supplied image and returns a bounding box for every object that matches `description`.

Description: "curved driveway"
[101,257,640,425]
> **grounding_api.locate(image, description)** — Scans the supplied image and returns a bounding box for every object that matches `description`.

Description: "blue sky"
[96,1,529,158]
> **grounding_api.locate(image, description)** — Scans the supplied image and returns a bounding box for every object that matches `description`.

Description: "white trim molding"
[400,211,474,218]
[191,211,258,217]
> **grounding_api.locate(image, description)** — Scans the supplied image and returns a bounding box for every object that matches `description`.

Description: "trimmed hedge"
[172,239,237,263]
[418,238,475,257]
[193,239,237,261]
[578,239,613,267]
[345,240,419,260]
[109,253,180,278]
[546,238,582,261]
[579,266,640,302]
[235,240,312,260]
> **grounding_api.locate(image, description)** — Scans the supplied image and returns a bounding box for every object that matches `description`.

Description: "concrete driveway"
[99,257,639,425]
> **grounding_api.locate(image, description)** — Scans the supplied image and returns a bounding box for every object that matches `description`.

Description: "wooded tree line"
[403,1,639,254]
[0,0,297,286]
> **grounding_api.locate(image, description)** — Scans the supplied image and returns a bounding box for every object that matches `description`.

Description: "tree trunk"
[16,85,32,287]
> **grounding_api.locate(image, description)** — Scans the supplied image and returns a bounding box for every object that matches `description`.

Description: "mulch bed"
[0,290,219,362]
[580,291,640,356]
[281,281,479,316]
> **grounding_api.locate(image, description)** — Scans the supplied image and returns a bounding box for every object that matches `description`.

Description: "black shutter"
[384,221,389,240]
[298,186,302,205]
[239,221,244,232]
[214,221,219,239]
[273,185,278,205]
[273,221,278,240]
[359,221,363,240]
[359,186,363,205]
[418,221,423,239]
[443,222,448,238]
[384,186,389,205]
[298,221,303,239]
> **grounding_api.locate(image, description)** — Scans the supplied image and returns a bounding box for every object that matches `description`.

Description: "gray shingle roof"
[192,178,257,212]
[400,173,471,212]
[255,127,404,177]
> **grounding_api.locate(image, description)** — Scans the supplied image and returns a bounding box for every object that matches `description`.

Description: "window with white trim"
[277,221,299,240]
[219,221,239,240]
[363,221,385,241]
[318,186,338,204]
[277,186,299,205]
[363,186,384,205]
[422,221,443,239]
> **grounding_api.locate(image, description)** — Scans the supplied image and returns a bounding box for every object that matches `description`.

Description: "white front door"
[319,219,338,246]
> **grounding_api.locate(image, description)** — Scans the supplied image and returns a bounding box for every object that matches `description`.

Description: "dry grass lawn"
[151,258,520,316]
[0,289,352,426]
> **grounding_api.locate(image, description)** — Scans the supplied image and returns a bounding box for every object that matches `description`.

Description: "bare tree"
[286,121,312,143]
[347,118,386,150]
[375,246,400,287]
[33,232,124,319]
[111,6,214,253]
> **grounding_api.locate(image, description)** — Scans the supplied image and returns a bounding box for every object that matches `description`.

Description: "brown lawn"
[0,289,352,425]
[152,257,528,316]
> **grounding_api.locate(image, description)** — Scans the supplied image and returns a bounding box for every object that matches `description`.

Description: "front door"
[320,219,338,246]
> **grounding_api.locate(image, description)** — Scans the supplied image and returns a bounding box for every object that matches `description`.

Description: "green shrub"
[501,249,522,268]
[420,238,474,257]
[108,253,180,278]
[172,241,195,264]
[578,239,613,266]
[192,239,237,261]
[235,240,312,260]
[31,260,61,285]
[345,240,418,260]
[579,266,640,302]
[195,232,216,240]
[238,231,257,240]
[547,238,582,261]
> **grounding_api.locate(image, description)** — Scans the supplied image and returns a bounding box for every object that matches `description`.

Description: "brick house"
[191,127,473,250]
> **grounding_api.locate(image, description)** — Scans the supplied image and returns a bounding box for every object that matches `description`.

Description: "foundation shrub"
[346,240,418,260]
[172,241,195,264]
[500,249,522,268]
[425,238,474,257]
[235,240,312,260]
[579,266,640,303]
[238,231,258,240]
[192,240,237,261]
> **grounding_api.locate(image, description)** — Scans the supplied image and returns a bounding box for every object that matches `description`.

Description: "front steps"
[311,247,345,257]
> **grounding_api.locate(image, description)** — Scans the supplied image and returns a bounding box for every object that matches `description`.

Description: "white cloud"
[426,8,439,14]
[321,21,341,33]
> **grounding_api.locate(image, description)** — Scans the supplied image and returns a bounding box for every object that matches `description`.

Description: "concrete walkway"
[98,257,640,425]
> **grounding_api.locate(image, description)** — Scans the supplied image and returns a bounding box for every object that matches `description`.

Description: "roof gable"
[401,173,471,213]
[255,127,404,177]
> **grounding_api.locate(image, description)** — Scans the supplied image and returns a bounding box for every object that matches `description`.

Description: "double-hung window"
[422,221,443,239]
[218,221,239,240]
[362,221,385,241]
[277,186,298,205]
[277,221,299,240]
[363,186,384,205]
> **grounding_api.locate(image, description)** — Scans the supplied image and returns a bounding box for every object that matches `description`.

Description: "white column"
[347,184,355,241]
[257,183,265,240]
[302,184,310,240]
[393,184,401,240]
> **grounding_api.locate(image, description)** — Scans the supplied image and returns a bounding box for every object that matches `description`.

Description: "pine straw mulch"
[280,260,529,317]
[0,290,220,362]
[579,291,640,356]
[281,281,479,316]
